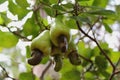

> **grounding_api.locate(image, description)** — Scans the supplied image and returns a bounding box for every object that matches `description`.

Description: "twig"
[115,58,120,67]
[40,59,53,80]
[76,16,115,72]
[7,27,31,41]
[79,54,93,72]
[109,71,120,80]
[0,64,17,80]
[74,1,116,79]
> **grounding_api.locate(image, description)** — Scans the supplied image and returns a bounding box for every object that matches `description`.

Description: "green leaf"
[65,18,78,29]
[23,14,40,37]
[60,59,75,73]
[0,31,18,48]
[95,55,108,71]
[79,0,94,6]
[61,69,80,80]
[88,9,115,16]
[84,72,95,80]
[0,14,4,25]
[0,12,11,25]
[49,0,58,4]
[92,0,108,8]
[110,51,120,63]
[26,46,31,58]
[115,5,120,22]
[0,0,7,4]
[52,4,66,11]
[15,0,29,8]
[8,0,29,19]
[77,0,90,1]
[100,70,110,79]
[19,72,35,80]
[62,3,73,9]
[43,6,55,17]
[71,16,91,24]
[103,22,112,33]
[40,56,49,64]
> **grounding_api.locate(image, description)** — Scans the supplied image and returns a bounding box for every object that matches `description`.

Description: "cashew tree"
[0,0,120,80]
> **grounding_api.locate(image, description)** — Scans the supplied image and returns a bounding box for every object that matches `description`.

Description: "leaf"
[103,22,112,33]
[26,46,31,58]
[0,31,18,48]
[110,51,120,63]
[49,0,58,4]
[65,18,78,29]
[84,72,95,80]
[61,69,80,80]
[92,0,108,8]
[0,0,7,4]
[60,59,75,73]
[71,16,91,24]
[115,5,120,22]
[52,4,66,11]
[0,12,11,25]
[77,0,90,1]
[62,3,73,9]
[23,14,40,37]
[79,0,94,6]
[0,14,4,25]
[95,55,108,71]
[88,9,115,16]
[19,72,35,80]
[8,0,29,19]
[100,70,110,79]
[15,0,29,8]
[43,6,55,17]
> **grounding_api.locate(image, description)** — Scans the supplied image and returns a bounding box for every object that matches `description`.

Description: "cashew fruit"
[54,54,63,72]
[28,30,52,65]
[28,49,43,65]
[68,50,81,65]
[50,25,71,52]
[50,46,63,71]
[31,30,52,56]
[66,39,81,65]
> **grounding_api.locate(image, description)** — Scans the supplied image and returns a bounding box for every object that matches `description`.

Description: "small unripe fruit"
[50,46,63,71]
[54,54,63,72]
[50,25,71,52]
[66,39,81,65]
[68,50,81,65]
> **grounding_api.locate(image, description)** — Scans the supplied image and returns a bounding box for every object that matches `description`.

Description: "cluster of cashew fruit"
[28,25,81,72]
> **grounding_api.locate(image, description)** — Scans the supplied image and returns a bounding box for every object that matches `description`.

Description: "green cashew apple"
[66,39,81,65]
[28,30,52,65]
[50,25,71,52]
[54,54,63,72]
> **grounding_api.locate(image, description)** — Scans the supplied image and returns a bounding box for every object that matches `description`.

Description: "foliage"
[0,0,120,80]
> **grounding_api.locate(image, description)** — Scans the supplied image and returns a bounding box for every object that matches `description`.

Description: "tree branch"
[79,54,93,72]
[109,71,120,80]
[7,27,31,41]
[0,64,17,80]
[40,59,53,80]
[74,1,116,79]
